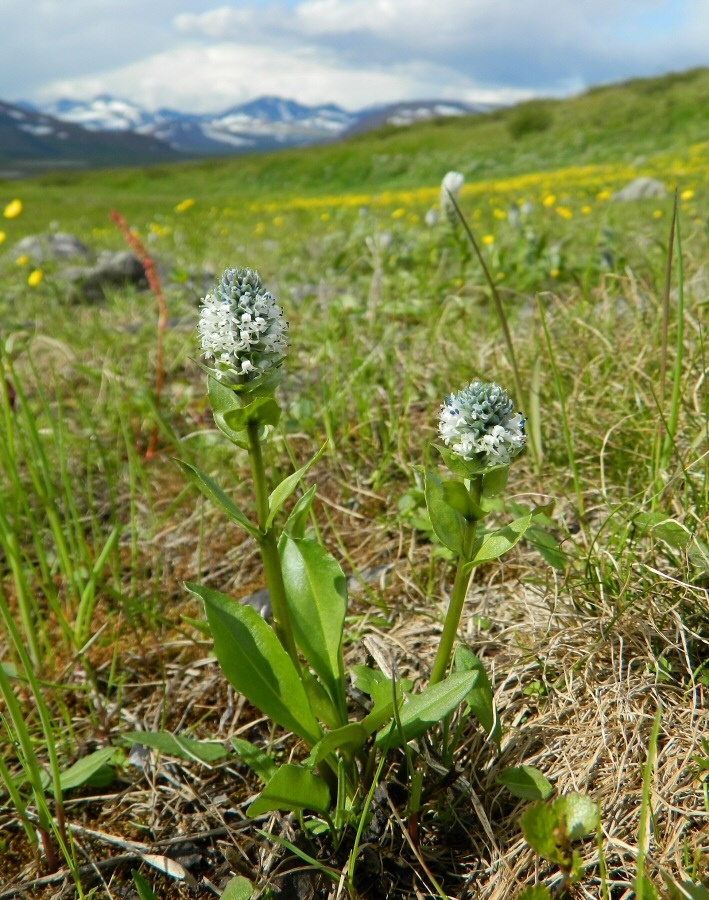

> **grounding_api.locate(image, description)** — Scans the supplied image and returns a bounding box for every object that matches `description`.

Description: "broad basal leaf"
[279,535,347,722]
[375,670,478,748]
[247,764,331,817]
[186,582,322,747]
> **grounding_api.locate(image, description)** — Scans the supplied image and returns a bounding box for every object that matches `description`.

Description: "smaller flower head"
[440,171,465,226]
[439,380,526,468]
[198,266,288,384]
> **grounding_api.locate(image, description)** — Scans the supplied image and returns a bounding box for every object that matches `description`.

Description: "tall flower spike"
[440,171,465,226]
[198,267,289,383]
[439,380,526,467]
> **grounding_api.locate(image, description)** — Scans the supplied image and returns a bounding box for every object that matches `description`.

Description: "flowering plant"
[179,267,485,831]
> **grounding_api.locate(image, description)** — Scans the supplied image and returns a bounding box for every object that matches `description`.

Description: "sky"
[2,0,708,113]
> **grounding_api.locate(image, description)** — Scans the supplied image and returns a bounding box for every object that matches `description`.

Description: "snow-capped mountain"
[28,94,487,156]
[0,100,180,178]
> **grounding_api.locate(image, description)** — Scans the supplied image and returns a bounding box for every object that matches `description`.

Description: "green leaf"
[56,747,119,793]
[424,468,467,555]
[220,876,255,900]
[525,524,568,570]
[186,582,322,747]
[442,479,486,520]
[132,870,159,900]
[176,460,260,539]
[207,376,250,447]
[481,465,510,499]
[123,731,228,764]
[267,444,327,530]
[634,874,661,900]
[663,873,709,900]
[230,737,278,782]
[557,792,599,841]
[470,503,553,567]
[521,801,566,865]
[634,511,709,572]
[375,670,478,748]
[223,396,281,433]
[279,535,347,721]
[454,645,499,742]
[309,722,369,764]
[433,444,487,477]
[496,765,554,801]
[284,484,317,538]
[247,764,331,817]
[517,886,552,900]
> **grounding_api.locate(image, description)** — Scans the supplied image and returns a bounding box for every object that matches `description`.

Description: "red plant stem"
[110,209,168,459]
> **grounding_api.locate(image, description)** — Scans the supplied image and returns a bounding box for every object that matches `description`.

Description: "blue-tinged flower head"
[440,171,465,226]
[439,380,526,467]
[198,267,288,383]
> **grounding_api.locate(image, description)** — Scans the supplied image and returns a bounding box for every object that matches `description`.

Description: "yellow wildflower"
[653,209,664,218]
[0,231,5,245]
[482,235,495,245]
[551,268,560,278]
[28,269,43,287]
[4,199,22,218]
[16,254,29,266]
[556,206,573,220]
[542,194,556,207]
[681,189,694,201]
[254,222,265,235]
[273,216,284,227]
[581,205,592,215]
[493,208,507,220]
[175,198,195,213]
[597,190,611,201]
[391,208,406,219]
[321,212,330,222]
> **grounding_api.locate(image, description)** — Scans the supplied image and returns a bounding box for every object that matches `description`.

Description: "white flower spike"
[439,380,526,467]
[198,267,289,383]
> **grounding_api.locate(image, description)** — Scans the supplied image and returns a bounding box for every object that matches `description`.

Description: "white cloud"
[6,0,709,112]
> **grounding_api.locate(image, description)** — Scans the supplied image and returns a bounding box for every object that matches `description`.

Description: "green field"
[0,67,707,899]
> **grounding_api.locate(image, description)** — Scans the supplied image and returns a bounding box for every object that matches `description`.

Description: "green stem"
[429,515,478,686]
[246,419,300,671]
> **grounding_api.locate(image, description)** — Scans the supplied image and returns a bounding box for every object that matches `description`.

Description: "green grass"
[0,67,707,898]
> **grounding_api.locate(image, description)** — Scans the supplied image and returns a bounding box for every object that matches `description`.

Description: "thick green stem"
[430,475,481,686]
[246,419,300,671]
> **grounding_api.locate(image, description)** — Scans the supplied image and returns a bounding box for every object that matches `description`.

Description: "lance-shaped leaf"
[123,731,228,764]
[279,535,347,722]
[469,502,554,567]
[284,484,317,539]
[424,468,467,555]
[186,582,322,747]
[309,722,370,765]
[177,460,260,539]
[207,375,250,447]
[375,670,478,748]
[247,764,331,817]
[267,443,327,530]
[454,644,500,743]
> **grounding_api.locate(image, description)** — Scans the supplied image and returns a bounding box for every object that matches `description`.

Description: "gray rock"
[613,177,667,202]
[14,232,92,263]
[63,251,148,301]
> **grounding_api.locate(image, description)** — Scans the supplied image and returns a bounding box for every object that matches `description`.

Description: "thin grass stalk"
[445,189,542,474]
[635,707,662,900]
[537,297,585,518]
[661,207,685,466]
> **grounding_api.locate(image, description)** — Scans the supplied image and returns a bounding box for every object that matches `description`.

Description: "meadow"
[0,68,707,899]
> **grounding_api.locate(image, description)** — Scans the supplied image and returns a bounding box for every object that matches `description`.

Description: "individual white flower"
[198,267,288,383]
[440,171,465,226]
[438,380,526,467]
